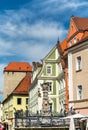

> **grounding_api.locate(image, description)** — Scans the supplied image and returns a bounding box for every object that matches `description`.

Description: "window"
[43,92,48,99]
[76,56,82,71]
[17,98,22,105]
[46,65,52,75]
[48,82,52,92]
[69,40,72,46]
[74,37,77,44]
[12,72,14,74]
[26,98,28,104]
[77,85,82,100]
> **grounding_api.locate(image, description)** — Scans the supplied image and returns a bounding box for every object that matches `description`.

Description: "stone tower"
[3,62,32,100]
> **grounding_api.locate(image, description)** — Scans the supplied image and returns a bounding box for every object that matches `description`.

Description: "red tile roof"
[4,62,32,72]
[72,16,88,31]
[13,73,31,94]
[60,38,67,56]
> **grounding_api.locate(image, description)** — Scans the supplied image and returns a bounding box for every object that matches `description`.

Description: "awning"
[62,113,88,119]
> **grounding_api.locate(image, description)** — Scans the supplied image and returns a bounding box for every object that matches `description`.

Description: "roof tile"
[4,62,32,72]
[72,16,88,30]
[60,38,67,55]
[13,73,31,94]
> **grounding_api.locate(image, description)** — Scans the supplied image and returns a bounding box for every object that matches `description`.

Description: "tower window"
[74,37,77,44]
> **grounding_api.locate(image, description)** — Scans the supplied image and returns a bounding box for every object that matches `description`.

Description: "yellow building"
[2,73,31,130]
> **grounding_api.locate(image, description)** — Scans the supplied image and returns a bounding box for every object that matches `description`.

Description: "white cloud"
[0,9,67,59]
[0,19,67,40]
[0,64,6,88]
[35,0,88,14]
[0,64,6,101]
[0,39,14,56]
[61,1,88,9]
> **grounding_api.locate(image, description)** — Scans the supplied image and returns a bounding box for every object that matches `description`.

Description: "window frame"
[76,56,82,71]
[48,81,53,92]
[46,65,52,75]
[74,37,77,44]
[69,40,72,46]
[77,85,82,100]
[46,81,53,93]
[26,98,28,105]
[17,98,22,105]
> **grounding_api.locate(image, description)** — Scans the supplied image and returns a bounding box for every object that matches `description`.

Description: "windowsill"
[48,91,53,94]
[46,73,52,76]
[76,69,82,72]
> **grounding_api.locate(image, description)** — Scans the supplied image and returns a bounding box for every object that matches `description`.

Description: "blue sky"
[0,0,88,101]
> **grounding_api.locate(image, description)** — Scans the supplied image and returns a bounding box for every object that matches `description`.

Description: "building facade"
[29,42,66,115]
[66,16,88,112]
[67,38,88,114]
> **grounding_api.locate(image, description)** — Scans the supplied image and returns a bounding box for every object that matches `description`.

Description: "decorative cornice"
[38,77,58,80]
[67,39,88,53]
[69,98,88,103]
[45,58,60,63]
[38,71,64,80]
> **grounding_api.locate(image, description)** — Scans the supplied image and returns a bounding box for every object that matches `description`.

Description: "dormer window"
[69,40,72,46]
[74,37,77,44]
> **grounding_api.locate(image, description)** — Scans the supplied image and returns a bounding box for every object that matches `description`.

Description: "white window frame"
[74,37,77,44]
[69,40,72,46]
[46,64,52,75]
[46,81,53,93]
[77,85,82,100]
[76,56,82,71]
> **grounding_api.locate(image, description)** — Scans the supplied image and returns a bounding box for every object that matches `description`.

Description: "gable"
[67,18,77,40]
[48,50,55,59]
[42,45,60,61]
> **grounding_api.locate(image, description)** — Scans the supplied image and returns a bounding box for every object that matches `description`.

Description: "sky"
[0,0,88,101]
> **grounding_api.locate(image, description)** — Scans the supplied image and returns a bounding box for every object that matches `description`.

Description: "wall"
[4,71,26,99]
